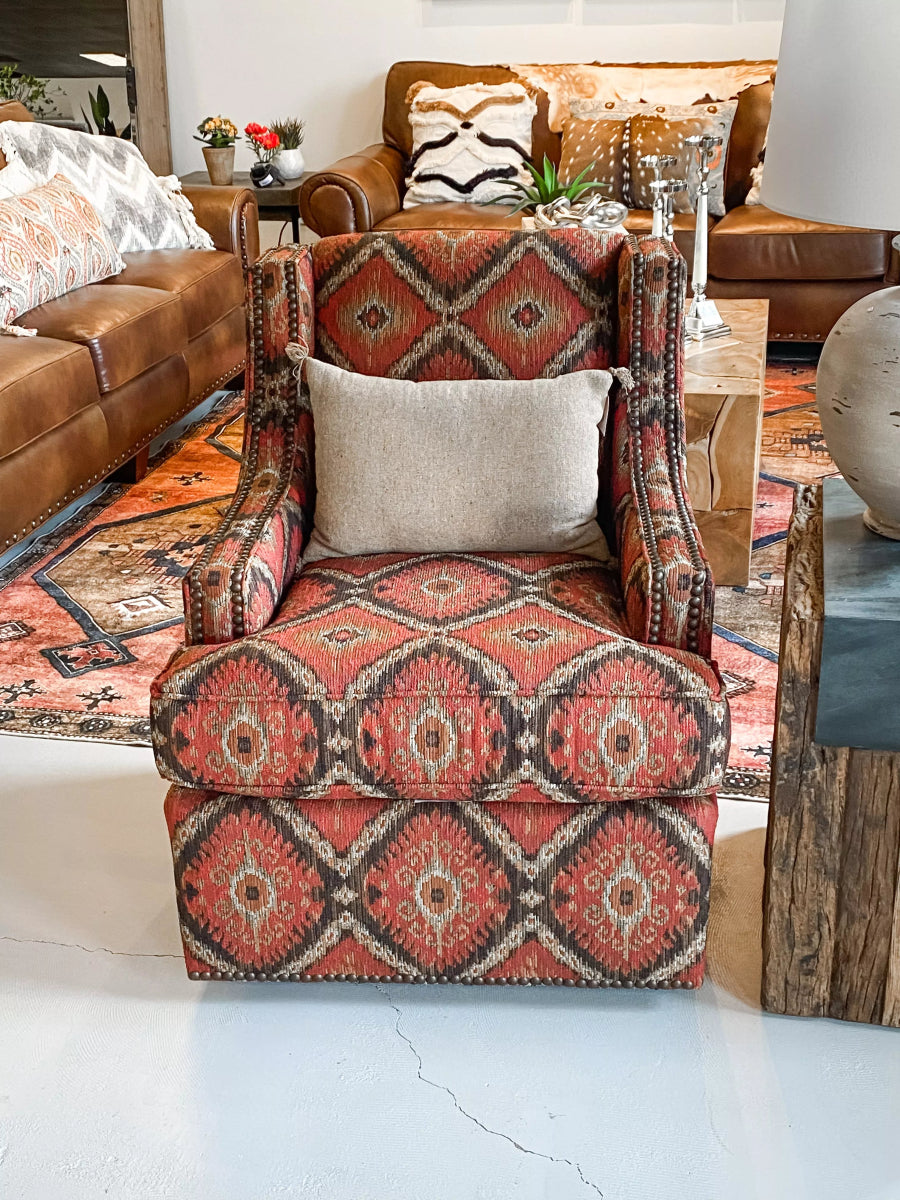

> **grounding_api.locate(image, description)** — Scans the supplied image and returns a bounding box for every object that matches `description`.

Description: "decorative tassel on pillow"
[0,323,36,337]
[155,175,215,250]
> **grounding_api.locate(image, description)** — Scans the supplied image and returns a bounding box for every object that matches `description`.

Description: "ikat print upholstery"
[302,358,613,563]
[165,787,717,987]
[0,174,124,328]
[563,101,737,216]
[403,81,536,208]
[151,228,726,988]
[0,120,214,252]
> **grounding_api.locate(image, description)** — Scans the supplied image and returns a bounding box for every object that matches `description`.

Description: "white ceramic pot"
[277,147,305,179]
[818,284,900,538]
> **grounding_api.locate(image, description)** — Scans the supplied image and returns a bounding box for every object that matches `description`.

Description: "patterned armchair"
[151,229,729,990]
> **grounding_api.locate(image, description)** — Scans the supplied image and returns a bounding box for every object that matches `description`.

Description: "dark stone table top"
[816,477,900,750]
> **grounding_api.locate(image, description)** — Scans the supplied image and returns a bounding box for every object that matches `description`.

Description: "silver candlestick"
[649,178,687,243]
[684,133,731,341]
[639,154,678,237]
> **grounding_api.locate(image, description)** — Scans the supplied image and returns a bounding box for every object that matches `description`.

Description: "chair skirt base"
[164,786,717,989]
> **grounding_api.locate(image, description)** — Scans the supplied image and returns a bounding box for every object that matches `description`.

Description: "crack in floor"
[374,983,603,1197]
[0,934,180,960]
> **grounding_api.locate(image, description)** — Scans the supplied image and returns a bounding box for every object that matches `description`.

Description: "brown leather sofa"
[300,61,895,342]
[0,102,259,551]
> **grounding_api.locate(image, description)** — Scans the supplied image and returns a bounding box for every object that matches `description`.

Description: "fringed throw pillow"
[403,81,537,208]
[0,174,125,331]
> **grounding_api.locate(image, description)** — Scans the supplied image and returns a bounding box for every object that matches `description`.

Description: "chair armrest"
[300,143,405,235]
[183,185,260,270]
[183,245,315,645]
[613,237,714,657]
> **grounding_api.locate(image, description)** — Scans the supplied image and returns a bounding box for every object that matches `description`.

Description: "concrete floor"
[2,734,899,1200]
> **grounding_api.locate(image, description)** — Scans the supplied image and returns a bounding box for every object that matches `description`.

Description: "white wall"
[163,0,783,176]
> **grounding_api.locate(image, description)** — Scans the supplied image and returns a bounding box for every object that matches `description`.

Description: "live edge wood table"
[762,480,900,1027]
[683,298,768,587]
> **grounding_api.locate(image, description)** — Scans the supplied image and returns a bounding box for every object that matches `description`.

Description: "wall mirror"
[0,0,171,173]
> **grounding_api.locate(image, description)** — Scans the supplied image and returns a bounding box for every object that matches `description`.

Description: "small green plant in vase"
[195,115,238,186]
[486,155,609,214]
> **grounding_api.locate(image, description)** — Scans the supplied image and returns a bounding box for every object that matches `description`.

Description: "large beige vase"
[817,284,900,538]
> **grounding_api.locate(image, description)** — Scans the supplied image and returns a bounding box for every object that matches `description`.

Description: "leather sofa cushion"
[0,336,99,459]
[100,249,244,339]
[709,205,892,281]
[18,283,187,392]
[376,202,522,230]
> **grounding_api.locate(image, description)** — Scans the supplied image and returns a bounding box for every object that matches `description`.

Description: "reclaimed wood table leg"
[762,483,900,1025]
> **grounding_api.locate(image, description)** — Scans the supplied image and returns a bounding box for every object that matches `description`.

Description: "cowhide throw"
[403,81,536,208]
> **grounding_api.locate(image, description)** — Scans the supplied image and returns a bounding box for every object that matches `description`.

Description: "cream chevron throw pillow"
[0,122,213,253]
[403,81,536,208]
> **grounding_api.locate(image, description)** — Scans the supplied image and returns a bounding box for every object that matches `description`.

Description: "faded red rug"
[0,367,832,801]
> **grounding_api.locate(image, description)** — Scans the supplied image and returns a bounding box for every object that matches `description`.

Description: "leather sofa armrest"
[300,143,405,236]
[183,185,260,270]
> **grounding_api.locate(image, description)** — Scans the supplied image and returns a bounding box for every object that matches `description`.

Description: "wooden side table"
[762,482,900,1026]
[683,298,768,587]
[181,170,311,243]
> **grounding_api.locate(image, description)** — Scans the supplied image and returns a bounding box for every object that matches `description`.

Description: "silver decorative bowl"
[532,195,628,230]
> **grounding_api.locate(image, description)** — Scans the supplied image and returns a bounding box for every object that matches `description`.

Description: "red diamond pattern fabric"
[153,552,728,803]
[165,785,717,987]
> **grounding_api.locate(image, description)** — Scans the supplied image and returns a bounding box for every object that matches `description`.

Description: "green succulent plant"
[484,154,609,215]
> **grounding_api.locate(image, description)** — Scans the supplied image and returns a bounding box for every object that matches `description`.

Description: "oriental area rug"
[0,365,830,802]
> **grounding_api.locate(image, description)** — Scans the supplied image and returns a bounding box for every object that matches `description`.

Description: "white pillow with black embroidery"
[0,121,214,253]
[403,81,536,208]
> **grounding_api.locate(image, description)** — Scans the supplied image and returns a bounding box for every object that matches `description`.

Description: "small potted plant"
[244,122,282,187]
[485,155,624,228]
[195,115,238,185]
[270,117,305,179]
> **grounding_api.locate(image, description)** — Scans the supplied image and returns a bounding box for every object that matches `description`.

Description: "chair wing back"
[310,229,623,380]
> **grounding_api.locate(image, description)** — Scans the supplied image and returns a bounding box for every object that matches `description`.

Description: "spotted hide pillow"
[403,80,537,208]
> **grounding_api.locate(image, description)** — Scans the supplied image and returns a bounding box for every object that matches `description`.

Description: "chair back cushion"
[311,228,624,380]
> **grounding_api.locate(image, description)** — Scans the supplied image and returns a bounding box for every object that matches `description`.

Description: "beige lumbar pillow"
[303,358,613,564]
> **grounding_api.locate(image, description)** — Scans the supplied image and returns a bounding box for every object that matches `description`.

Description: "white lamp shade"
[762,0,900,231]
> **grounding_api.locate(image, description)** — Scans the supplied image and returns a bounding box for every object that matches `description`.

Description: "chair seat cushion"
[709,205,892,281]
[152,553,729,803]
[19,283,187,393]
[100,249,243,339]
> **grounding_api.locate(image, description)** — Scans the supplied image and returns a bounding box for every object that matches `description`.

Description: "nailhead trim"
[187,248,309,644]
[661,245,707,654]
[3,360,245,549]
[623,240,666,646]
[186,970,695,989]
